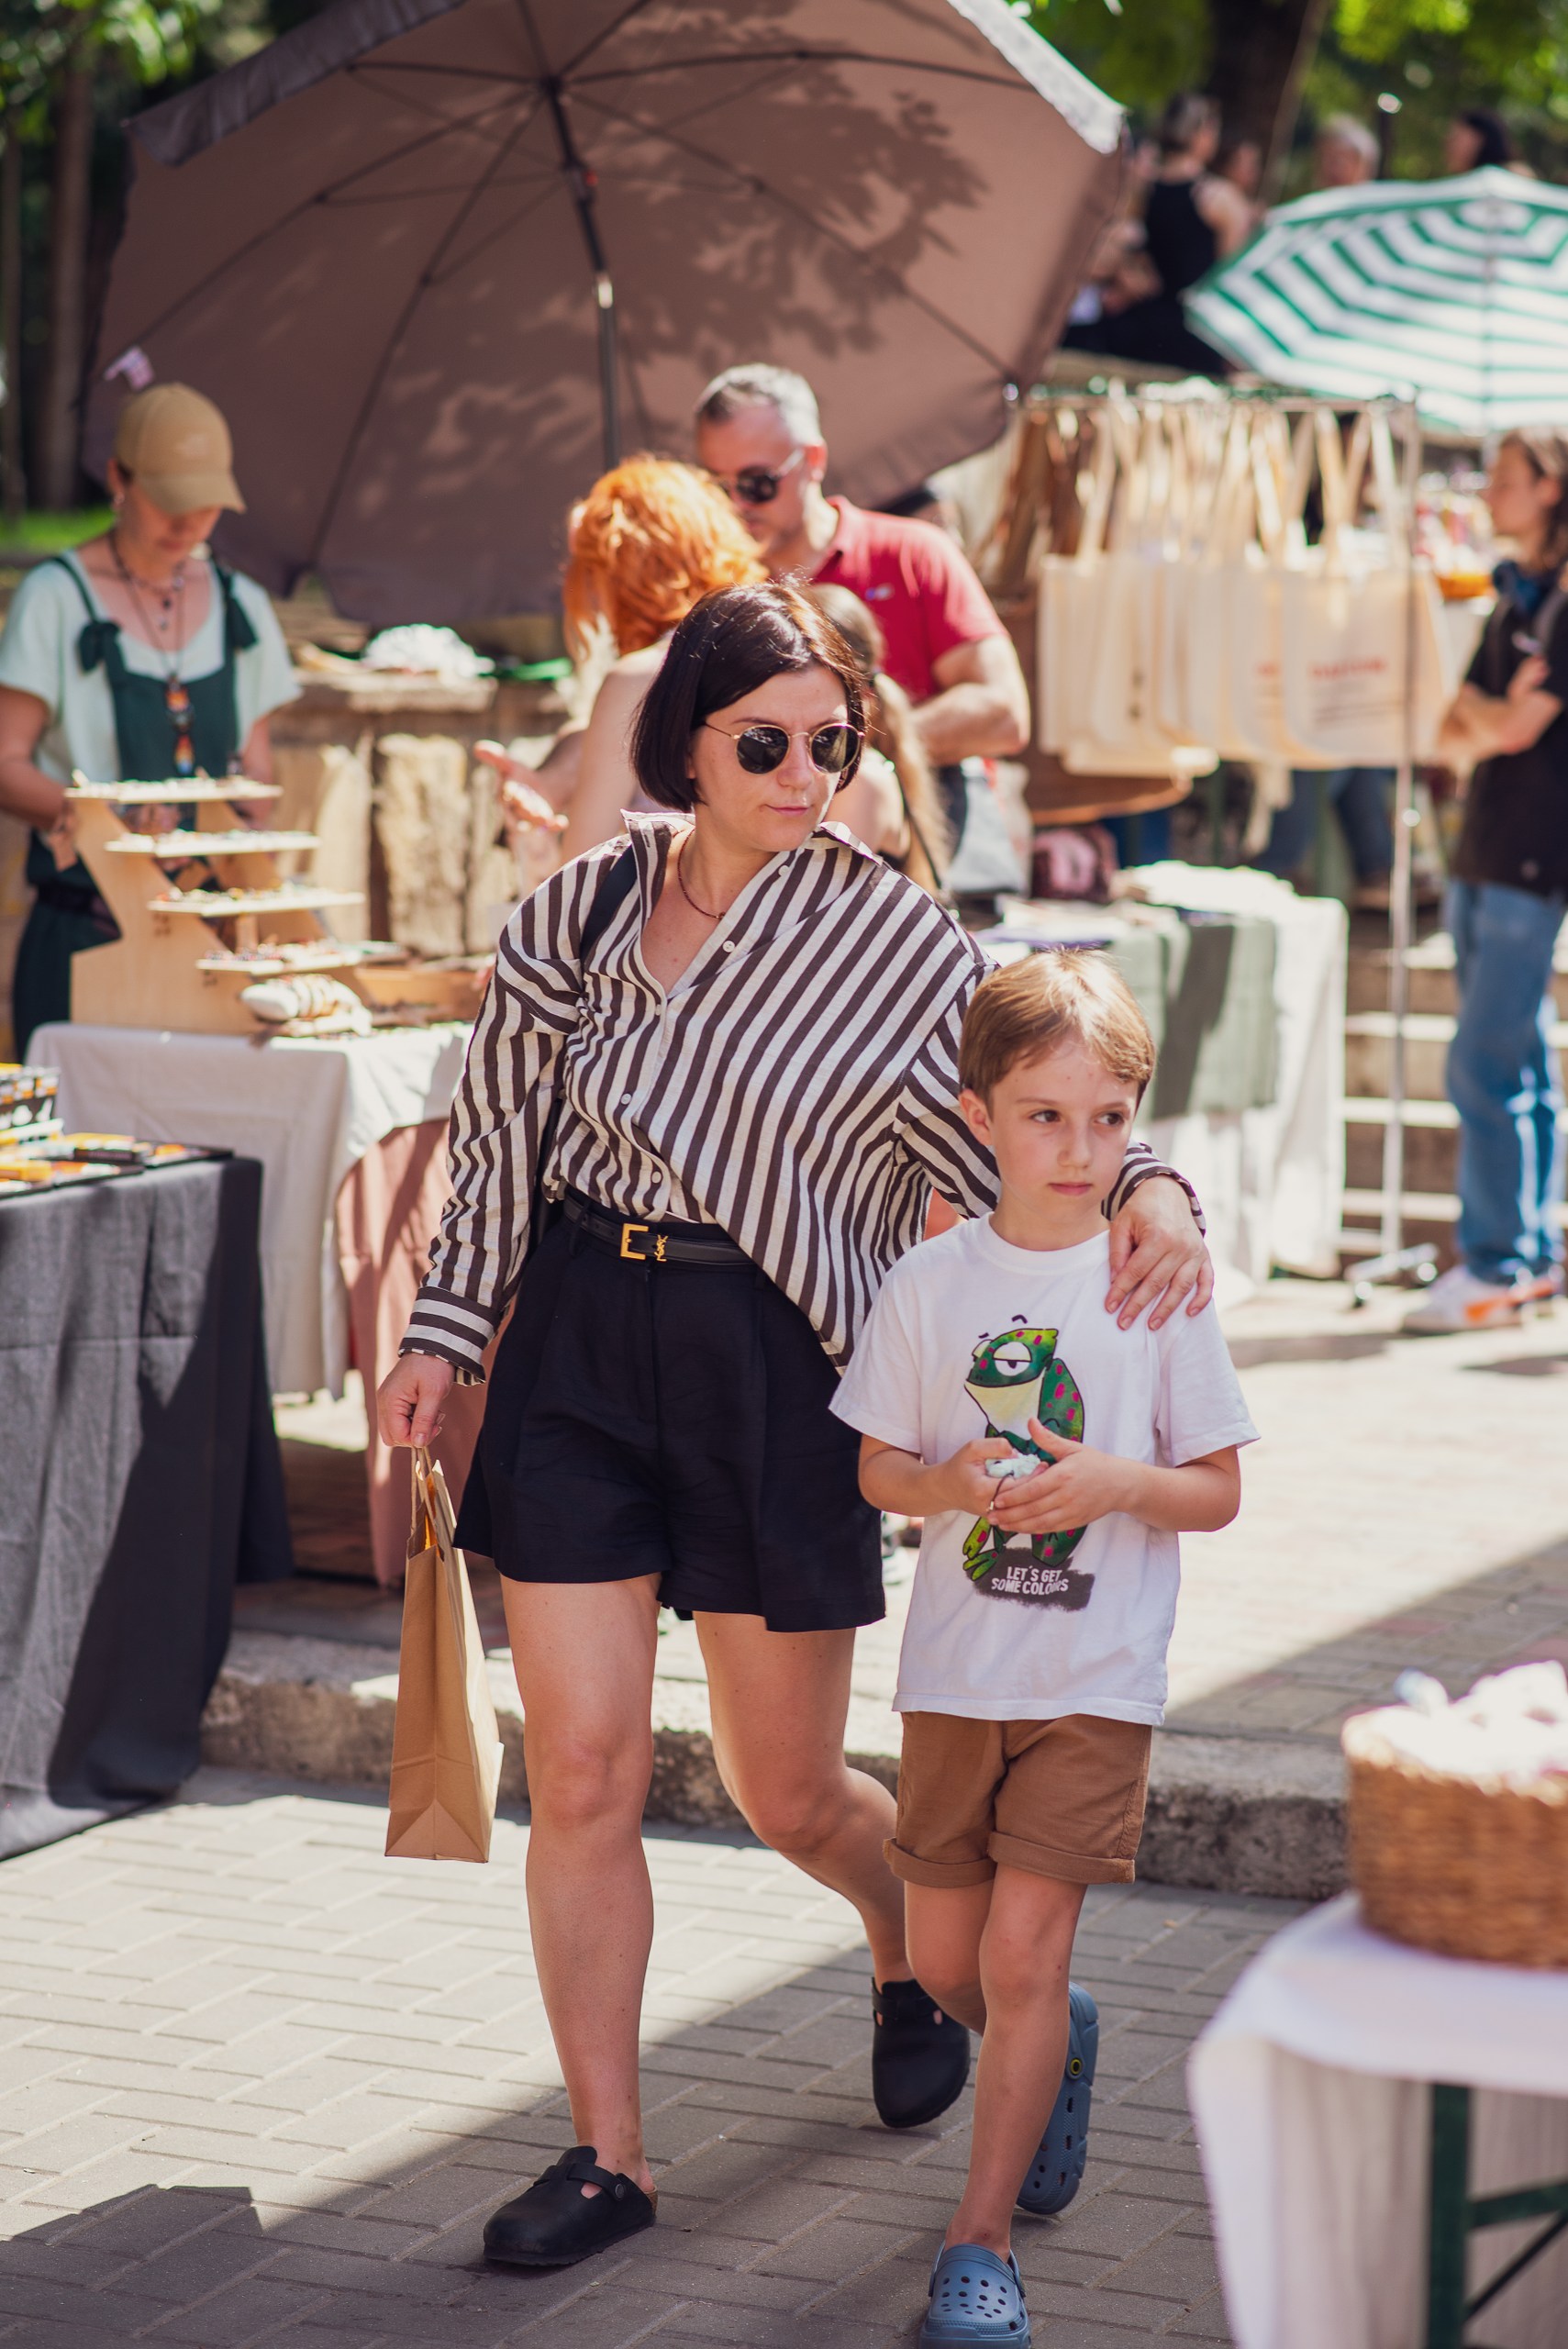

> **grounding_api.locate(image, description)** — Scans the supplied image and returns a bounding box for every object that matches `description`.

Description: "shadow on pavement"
[0,1782,1275,2348]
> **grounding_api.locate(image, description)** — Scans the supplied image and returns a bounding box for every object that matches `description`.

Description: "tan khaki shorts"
[889,1712,1153,1888]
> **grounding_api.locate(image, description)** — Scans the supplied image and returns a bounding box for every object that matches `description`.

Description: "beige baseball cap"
[113,383,245,514]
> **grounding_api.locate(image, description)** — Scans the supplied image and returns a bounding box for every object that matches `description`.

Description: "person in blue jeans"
[1257,766,1395,907]
[1407,430,1568,1332]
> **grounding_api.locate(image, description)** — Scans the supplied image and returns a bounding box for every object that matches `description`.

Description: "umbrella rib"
[554,0,658,81]
[423,174,560,285]
[573,48,1026,94]
[118,91,534,350]
[308,106,538,573]
[620,56,813,141]
[574,90,1014,378]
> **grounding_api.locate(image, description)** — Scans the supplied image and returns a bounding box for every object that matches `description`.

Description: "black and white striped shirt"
[404,814,1182,1377]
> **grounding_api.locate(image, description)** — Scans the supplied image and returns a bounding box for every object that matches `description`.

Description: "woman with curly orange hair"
[480,457,763,859]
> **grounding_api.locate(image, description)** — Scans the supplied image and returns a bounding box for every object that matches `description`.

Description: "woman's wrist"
[0,762,67,829]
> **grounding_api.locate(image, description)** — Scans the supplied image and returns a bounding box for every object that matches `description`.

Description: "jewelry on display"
[110,530,197,774]
[676,841,722,921]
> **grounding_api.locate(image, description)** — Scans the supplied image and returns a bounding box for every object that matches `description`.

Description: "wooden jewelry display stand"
[68,778,365,1036]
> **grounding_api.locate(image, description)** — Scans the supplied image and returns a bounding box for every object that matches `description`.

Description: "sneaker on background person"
[1402,1262,1562,1334]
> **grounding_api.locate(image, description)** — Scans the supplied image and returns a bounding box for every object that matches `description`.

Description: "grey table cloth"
[0,1157,292,1859]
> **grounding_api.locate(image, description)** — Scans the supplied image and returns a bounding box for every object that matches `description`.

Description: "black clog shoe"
[872,1977,972,2129]
[483,2145,657,2267]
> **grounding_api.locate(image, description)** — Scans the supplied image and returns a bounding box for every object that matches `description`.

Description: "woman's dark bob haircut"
[630,582,864,813]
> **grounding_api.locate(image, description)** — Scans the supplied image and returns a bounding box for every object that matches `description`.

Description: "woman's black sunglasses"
[702,721,861,776]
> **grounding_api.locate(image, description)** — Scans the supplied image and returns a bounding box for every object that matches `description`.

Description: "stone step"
[1345,1009,1568,1101]
[1347,933,1568,1019]
[1341,1097,1568,1195]
[199,1631,1346,1902]
[1340,1185,1568,1237]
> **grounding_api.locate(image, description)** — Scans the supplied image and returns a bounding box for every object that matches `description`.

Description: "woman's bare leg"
[696,1615,911,1986]
[504,1575,662,2193]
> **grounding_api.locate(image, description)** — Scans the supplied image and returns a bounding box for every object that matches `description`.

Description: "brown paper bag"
[384,1445,504,1863]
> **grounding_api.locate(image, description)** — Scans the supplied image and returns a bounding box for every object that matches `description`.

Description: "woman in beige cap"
[0,383,295,1052]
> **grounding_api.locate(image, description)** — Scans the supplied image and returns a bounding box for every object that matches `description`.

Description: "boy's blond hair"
[959,951,1156,1103]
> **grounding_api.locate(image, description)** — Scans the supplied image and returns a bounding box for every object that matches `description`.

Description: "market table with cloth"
[31,1021,476,1585]
[986,865,1346,1285]
[1190,1896,1568,2349]
[0,1158,292,1858]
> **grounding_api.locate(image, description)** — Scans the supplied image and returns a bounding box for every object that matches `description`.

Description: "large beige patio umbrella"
[85,0,1124,623]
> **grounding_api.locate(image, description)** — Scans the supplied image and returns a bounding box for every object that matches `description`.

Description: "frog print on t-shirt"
[960,1319,1091,1609]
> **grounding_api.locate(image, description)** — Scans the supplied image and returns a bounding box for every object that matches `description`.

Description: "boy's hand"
[985,1419,1135,1536]
[926,1437,1018,1516]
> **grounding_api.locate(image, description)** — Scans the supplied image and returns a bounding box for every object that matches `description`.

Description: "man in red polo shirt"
[694,364,1029,766]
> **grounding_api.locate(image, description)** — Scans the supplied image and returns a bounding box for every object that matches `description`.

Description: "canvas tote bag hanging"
[385,1445,504,1864]
[1152,401,1245,747]
[1180,409,1262,757]
[1217,409,1335,768]
[1036,404,1117,759]
[1280,409,1453,764]
[1066,403,1212,777]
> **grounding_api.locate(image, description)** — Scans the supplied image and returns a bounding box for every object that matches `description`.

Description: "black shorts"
[455,1212,884,1633]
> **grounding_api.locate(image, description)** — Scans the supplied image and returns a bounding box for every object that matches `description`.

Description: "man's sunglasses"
[702,721,861,776]
[707,448,806,507]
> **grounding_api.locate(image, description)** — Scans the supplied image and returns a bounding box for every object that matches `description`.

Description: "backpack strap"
[527,844,638,1261]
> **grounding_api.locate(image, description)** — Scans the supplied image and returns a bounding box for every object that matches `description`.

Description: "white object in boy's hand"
[985,1452,1037,1482]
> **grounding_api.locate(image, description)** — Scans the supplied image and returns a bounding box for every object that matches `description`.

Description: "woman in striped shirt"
[379,584,1209,2270]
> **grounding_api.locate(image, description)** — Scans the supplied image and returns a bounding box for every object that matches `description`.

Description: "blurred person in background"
[694,363,1029,891]
[0,384,295,1056]
[1314,115,1379,190]
[1061,136,1162,355]
[1405,429,1568,1332]
[1214,135,1263,225]
[1444,107,1515,174]
[1253,767,1397,911]
[1082,93,1251,377]
[809,583,951,895]
[694,364,1028,764]
[480,456,764,862]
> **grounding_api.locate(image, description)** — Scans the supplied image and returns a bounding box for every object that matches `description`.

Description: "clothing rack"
[1016,381,1439,1297]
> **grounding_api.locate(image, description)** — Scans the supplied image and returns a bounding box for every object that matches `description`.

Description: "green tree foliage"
[1307,0,1568,181]
[1025,0,1568,182]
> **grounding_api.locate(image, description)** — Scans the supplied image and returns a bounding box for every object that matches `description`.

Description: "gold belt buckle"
[619,1220,649,1260]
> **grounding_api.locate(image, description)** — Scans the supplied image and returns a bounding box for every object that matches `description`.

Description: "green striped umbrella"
[1185,166,1568,437]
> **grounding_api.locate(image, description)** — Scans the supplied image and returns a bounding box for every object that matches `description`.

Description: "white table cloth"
[1129,866,1347,1284]
[33,1023,468,1396]
[1189,1894,1568,2349]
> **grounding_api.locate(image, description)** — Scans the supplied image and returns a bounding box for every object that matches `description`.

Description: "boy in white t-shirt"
[833,952,1256,2349]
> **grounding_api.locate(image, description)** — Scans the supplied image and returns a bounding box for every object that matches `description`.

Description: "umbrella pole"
[544,83,621,473]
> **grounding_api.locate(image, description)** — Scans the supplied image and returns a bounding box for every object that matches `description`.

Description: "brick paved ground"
[0,1772,1299,2348]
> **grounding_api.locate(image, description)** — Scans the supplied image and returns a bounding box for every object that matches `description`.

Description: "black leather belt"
[562,1191,751,1267]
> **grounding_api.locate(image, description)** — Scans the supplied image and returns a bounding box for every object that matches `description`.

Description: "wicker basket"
[1343,1714,1568,1968]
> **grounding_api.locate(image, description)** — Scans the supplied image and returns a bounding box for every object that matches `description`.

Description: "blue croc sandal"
[919,2243,1029,2344]
[1017,1981,1098,2216]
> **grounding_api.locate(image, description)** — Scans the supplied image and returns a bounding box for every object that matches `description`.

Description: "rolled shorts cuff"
[987,1827,1139,1886]
[884,1837,995,1889]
